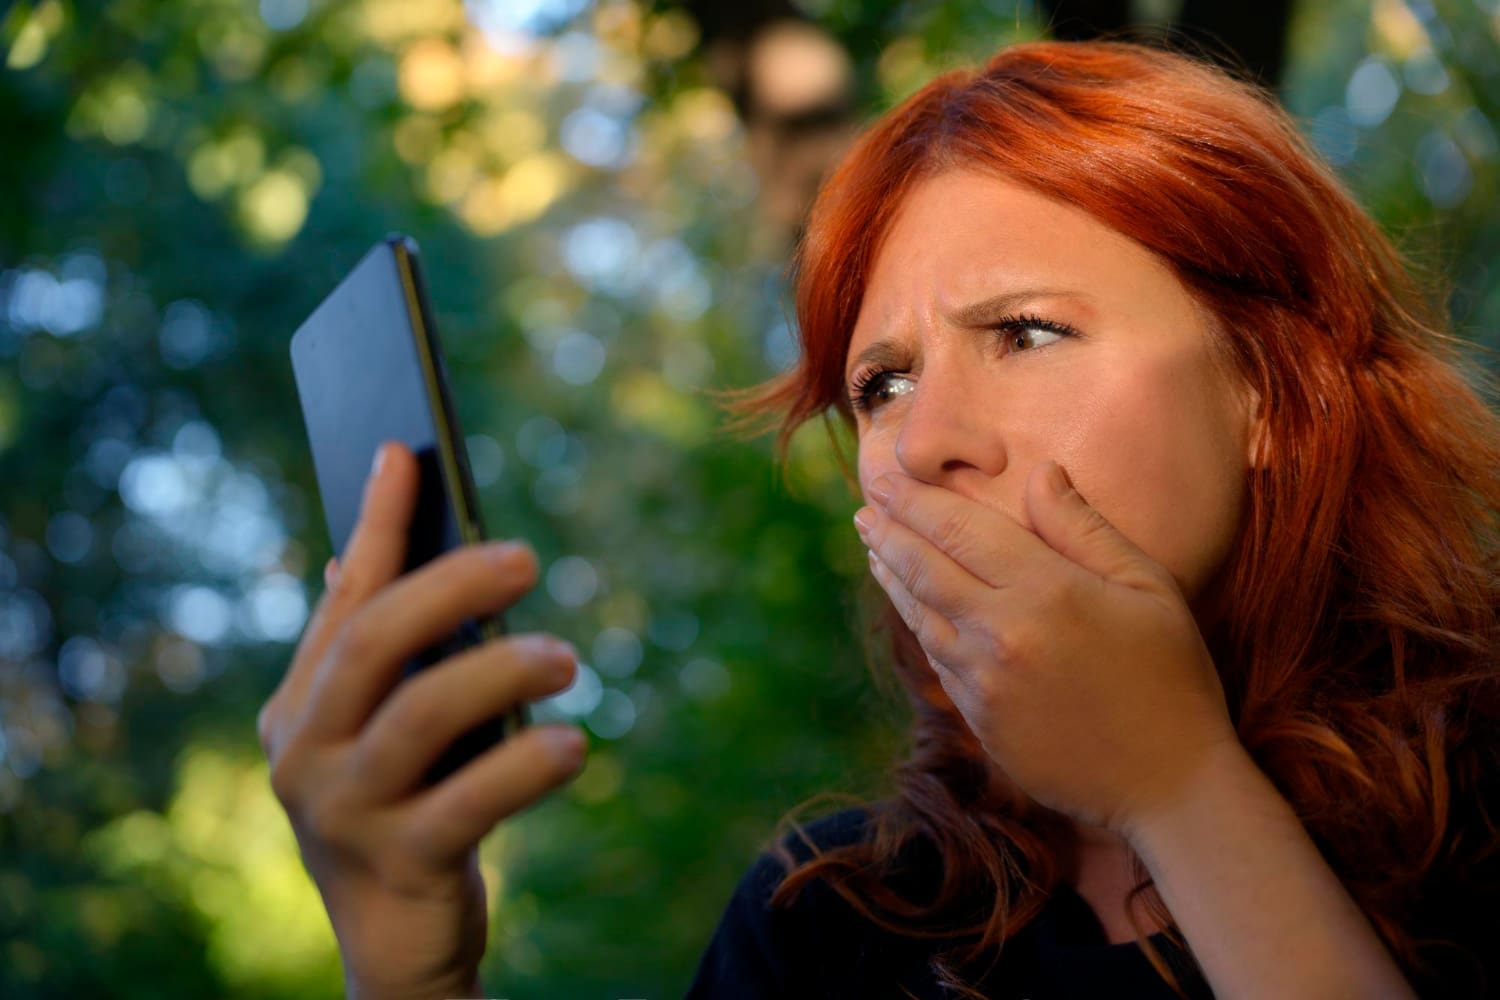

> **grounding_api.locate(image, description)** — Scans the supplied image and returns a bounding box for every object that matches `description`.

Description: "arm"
[1124,741,1418,1000]
[856,471,1425,996]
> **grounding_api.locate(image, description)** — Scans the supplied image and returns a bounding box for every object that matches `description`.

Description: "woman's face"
[847,170,1264,619]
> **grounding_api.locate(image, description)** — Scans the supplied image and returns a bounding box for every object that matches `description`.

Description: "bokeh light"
[3,1,1497,996]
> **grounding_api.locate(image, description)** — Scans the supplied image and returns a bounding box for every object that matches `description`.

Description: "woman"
[258,41,1500,999]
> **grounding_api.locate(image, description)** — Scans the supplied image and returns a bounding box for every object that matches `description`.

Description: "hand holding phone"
[289,235,527,780]
[257,444,587,998]
[260,237,589,994]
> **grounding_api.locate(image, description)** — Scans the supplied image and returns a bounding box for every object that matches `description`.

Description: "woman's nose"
[892,365,1006,485]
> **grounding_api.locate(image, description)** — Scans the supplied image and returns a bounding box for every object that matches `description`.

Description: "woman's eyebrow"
[845,340,908,382]
[948,287,1095,326]
[846,287,1095,381]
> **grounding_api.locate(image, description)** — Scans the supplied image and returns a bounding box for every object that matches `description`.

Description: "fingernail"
[486,540,527,563]
[523,632,564,654]
[869,476,893,505]
[378,441,403,476]
[546,726,586,766]
[323,557,340,590]
[547,637,578,669]
[538,640,577,686]
[1048,460,1074,497]
[853,508,874,540]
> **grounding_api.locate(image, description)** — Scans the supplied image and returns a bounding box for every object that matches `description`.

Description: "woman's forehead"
[847,172,1189,348]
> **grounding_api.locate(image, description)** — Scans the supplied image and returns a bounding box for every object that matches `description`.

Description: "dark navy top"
[685,807,1497,998]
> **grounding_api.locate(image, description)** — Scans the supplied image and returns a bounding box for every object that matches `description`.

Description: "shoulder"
[685,805,915,999]
[723,805,881,929]
[776,805,879,864]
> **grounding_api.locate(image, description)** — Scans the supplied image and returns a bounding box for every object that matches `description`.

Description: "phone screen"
[290,235,527,783]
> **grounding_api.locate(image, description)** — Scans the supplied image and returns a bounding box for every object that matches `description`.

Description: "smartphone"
[290,234,527,785]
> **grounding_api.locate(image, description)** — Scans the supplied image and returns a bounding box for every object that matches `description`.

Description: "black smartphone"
[290,234,527,785]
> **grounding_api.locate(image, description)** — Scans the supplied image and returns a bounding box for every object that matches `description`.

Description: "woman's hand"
[257,442,586,1000]
[854,461,1239,838]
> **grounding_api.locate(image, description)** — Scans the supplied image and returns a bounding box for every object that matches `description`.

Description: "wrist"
[1117,738,1271,851]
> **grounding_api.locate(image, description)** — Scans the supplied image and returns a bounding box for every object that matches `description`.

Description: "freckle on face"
[843,170,1257,610]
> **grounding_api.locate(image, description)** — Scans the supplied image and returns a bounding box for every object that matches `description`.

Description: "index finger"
[270,442,418,722]
[871,472,1053,590]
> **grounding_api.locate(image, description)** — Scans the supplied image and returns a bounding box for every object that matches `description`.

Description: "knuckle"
[267,750,305,809]
[385,686,443,741]
[944,588,975,622]
[302,792,351,844]
[901,597,929,641]
[296,765,364,844]
[377,837,434,892]
[1150,564,1186,598]
[328,560,374,602]
[901,552,930,595]
[442,779,495,828]
[256,699,281,758]
[981,621,1024,666]
[932,510,970,554]
[972,663,1008,707]
[1034,575,1074,615]
[886,481,914,519]
[963,650,998,698]
[335,615,381,666]
[1077,507,1114,542]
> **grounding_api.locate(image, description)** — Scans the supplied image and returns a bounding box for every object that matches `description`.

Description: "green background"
[1,0,1496,997]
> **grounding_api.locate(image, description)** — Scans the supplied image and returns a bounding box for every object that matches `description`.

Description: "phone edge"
[388,235,531,736]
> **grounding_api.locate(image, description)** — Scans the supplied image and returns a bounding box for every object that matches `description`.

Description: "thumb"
[1026,460,1163,589]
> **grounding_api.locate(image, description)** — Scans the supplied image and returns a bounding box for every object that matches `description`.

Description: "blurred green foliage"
[0,0,1495,997]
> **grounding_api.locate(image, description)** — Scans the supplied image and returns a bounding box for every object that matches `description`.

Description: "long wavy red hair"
[727,39,1500,998]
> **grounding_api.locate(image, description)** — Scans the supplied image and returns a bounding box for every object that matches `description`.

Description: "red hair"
[728,40,1500,997]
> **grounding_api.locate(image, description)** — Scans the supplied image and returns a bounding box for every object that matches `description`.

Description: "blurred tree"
[0,0,1494,997]
[665,0,1300,248]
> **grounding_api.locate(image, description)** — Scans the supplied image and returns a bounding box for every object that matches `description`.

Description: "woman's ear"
[1244,385,1271,470]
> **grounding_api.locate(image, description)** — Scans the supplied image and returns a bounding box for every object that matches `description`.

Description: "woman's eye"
[1005,323,1066,353]
[993,312,1078,356]
[848,314,1076,416]
[849,371,913,414]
